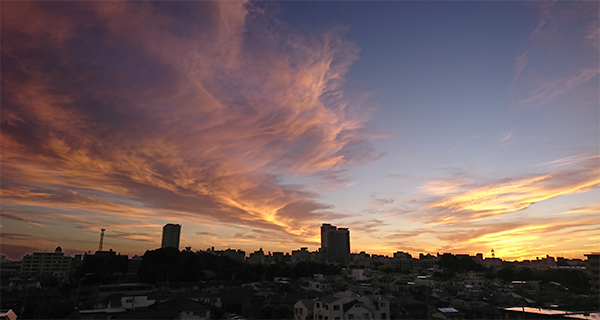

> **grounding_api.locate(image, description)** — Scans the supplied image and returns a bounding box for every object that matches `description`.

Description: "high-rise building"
[321,223,336,249]
[161,223,181,250]
[320,223,350,262]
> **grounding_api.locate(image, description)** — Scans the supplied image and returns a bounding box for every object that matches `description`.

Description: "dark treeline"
[135,247,342,283]
[496,266,591,294]
[437,254,486,273]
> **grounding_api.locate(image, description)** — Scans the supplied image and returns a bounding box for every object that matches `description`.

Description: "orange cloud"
[420,156,599,225]
[1,1,376,253]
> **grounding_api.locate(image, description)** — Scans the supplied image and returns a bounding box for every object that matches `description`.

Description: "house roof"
[343,300,361,312]
[298,299,315,310]
[151,297,210,312]
[147,289,172,300]
[438,307,459,313]
[334,290,359,298]
[317,296,344,304]
[360,295,388,303]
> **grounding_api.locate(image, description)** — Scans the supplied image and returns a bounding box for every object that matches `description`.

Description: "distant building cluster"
[1,222,598,320]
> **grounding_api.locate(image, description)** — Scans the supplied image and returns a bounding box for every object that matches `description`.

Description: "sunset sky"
[1,1,598,261]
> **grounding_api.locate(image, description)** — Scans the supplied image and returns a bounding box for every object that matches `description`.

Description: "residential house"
[342,300,373,320]
[294,299,315,320]
[357,295,390,320]
[314,296,346,320]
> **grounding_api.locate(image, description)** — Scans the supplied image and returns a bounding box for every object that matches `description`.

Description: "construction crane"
[98,228,106,251]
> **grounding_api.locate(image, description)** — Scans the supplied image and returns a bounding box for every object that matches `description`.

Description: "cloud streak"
[418,155,599,225]
[514,1,599,108]
[1,1,376,253]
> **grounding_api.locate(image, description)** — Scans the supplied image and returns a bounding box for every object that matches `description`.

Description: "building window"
[363,313,369,319]
[348,315,354,320]
[333,305,339,311]
[381,313,386,319]
[325,304,329,310]
[316,303,320,308]
[380,302,385,308]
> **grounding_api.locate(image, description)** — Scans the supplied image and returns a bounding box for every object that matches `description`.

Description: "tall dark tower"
[98,228,106,251]
[321,223,336,252]
[320,223,350,262]
[161,223,181,250]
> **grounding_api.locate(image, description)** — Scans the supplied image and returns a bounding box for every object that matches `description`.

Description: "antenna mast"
[491,248,495,258]
[99,228,106,251]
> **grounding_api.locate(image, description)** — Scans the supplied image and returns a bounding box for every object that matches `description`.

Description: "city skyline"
[1,222,595,263]
[1,1,599,262]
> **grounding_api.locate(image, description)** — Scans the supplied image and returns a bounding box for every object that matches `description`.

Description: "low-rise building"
[314,296,351,320]
[294,299,315,320]
[309,280,330,292]
[584,252,599,295]
[20,246,73,279]
[247,248,266,264]
[463,272,485,289]
[292,247,311,262]
[343,300,373,320]
[358,295,390,320]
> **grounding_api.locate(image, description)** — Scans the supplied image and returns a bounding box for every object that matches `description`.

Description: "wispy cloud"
[512,51,528,86]
[513,1,599,108]
[517,68,600,107]
[0,213,43,226]
[540,154,600,168]
[1,1,376,251]
[418,156,599,225]
[498,130,514,144]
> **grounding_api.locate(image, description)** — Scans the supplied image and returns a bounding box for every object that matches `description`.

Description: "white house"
[294,299,315,320]
[121,295,155,309]
[343,300,373,320]
[351,269,367,281]
[309,280,330,292]
[357,295,390,320]
[314,296,346,320]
